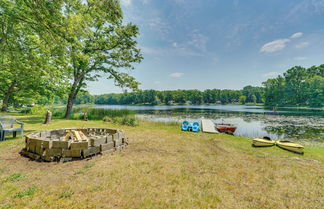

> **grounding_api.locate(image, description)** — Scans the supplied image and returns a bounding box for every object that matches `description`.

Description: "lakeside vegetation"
[0,115,323,208]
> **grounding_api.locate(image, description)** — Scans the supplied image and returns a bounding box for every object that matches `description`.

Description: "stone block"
[90,137,107,147]
[106,129,117,134]
[100,142,114,152]
[82,148,91,158]
[28,152,40,160]
[114,138,124,147]
[89,146,101,154]
[63,149,81,158]
[35,146,44,155]
[112,133,119,141]
[82,146,100,158]
[52,141,70,149]
[28,138,41,146]
[118,131,125,139]
[70,141,89,150]
[42,140,52,149]
[28,144,36,153]
[44,148,62,156]
[106,135,113,143]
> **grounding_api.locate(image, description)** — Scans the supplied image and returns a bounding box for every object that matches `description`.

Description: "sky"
[87,0,324,94]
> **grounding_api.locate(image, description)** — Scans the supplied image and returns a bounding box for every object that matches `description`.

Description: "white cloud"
[121,0,132,7]
[295,42,309,48]
[260,39,290,53]
[262,72,280,77]
[169,72,184,78]
[294,56,307,61]
[187,32,208,52]
[154,81,161,84]
[290,32,303,39]
[147,17,170,40]
[172,42,178,47]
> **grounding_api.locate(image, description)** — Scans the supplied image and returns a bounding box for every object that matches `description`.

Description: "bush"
[103,115,138,126]
[20,105,47,115]
[111,116,138,126]
[102,116,112,122]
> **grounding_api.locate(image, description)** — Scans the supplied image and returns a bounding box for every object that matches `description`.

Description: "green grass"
[3,173,26,183]
[14,187,37,198]
[0,114,323,208]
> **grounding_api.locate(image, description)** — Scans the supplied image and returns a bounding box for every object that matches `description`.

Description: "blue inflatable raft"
[182,121,200,132]
[181,121,189,131]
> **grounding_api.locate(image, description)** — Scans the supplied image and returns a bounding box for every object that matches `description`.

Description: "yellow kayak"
[252,137,276,147]
[276,140,304,154]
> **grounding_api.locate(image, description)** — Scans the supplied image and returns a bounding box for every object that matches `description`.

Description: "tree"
[238,96,247,104]
[263,65,324,107]
[251,95,257,104]
[0,4,66,111]
[57,0,143,118]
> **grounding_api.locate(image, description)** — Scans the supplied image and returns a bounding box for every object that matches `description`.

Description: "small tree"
[238,96,247,104]
[251,95,257,104]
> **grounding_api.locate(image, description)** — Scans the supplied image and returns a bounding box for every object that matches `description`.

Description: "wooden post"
[44,110,52,124]
[83,112,88,121]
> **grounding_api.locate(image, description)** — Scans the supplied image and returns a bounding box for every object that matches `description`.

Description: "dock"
[201,119,219,133]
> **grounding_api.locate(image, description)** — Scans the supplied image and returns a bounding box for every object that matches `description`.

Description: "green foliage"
[29,106,47,115]
[242,86,264,103]
[52,107,135,122]
[263,64,324,107]
[238,96,247,104]
[94,89,245,105]
[20,106,48,115]
[0,0,68,111]
[104,115,138,126]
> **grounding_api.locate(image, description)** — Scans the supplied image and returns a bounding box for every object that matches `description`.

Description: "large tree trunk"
[1,81,16,112]
[64,91,77,119]
[64,75,84,119]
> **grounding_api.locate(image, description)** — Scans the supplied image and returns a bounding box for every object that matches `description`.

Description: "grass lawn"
[0,115,323,209]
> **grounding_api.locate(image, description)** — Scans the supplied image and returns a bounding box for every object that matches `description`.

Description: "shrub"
[110,116,138,126]
[102,116,112,122]
[30,105,47,115]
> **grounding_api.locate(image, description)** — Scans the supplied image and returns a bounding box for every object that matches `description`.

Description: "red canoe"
[215,123,237,134]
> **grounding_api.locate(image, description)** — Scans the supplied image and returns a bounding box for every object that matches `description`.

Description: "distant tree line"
[53,86,263,106]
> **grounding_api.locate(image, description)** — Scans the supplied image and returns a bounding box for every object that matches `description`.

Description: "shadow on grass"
[19,116,44,124]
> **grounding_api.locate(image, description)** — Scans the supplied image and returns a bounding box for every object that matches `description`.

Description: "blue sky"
[88,0,324,94]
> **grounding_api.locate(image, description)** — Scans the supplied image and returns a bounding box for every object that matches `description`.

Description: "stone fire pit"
[20,128,126,162]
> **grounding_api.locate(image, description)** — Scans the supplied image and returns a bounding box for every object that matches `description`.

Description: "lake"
[93,105,324,145]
